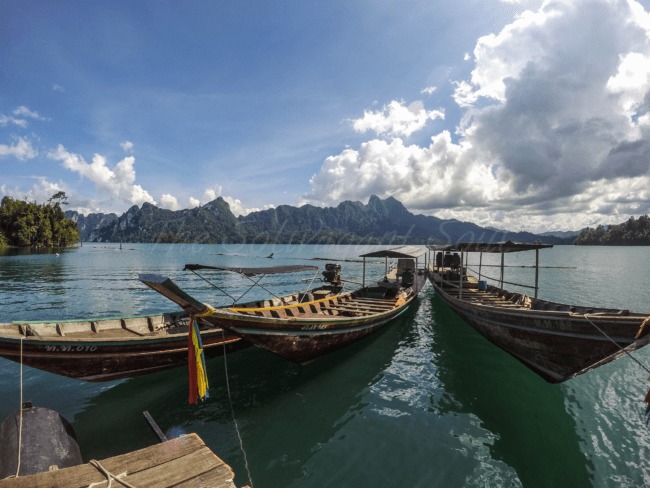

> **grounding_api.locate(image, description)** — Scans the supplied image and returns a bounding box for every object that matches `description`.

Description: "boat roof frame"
[183,264,319,277]
[360,245,426,259]
[426,241,553,254]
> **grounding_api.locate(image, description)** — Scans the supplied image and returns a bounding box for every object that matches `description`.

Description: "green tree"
[0,193,79,248]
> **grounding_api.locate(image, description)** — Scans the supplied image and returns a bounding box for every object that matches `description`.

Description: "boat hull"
[205,273,427,363]
[0,313,247,382]
[429,278,650,382]
[208,303,409,364]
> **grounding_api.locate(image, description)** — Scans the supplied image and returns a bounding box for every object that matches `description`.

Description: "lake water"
[0,243,649,487]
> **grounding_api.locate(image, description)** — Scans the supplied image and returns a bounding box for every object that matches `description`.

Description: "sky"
[3,0,650,233]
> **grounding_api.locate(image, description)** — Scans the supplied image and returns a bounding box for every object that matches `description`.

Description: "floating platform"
[0,433,243,488]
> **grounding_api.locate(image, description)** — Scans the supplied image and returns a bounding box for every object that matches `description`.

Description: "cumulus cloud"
[305,0,650,232]
[1,178,69,206]
[47,145,156,207]
[0,137,38,160]
[351,100,444,138]
[160,193,179,210]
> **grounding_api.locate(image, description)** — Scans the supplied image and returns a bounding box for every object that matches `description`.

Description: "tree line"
[0,192,80,248]
[574,215,650,245]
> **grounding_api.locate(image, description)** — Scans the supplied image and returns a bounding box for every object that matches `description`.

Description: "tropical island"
[0,192,79,250]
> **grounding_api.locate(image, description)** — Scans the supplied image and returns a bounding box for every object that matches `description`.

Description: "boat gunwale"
[431,281,649,322]
[217,294,413,325]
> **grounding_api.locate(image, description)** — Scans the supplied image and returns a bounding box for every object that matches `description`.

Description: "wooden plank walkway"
[0,433,245,488]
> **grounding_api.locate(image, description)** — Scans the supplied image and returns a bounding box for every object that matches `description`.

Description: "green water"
[0,244,649,487]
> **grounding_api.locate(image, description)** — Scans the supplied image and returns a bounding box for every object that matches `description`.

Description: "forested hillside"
[66,195,564,245]
[574,215,650,245]
[0,192,79,248]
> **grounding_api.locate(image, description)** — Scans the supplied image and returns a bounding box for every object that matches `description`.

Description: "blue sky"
[3,0,650,232]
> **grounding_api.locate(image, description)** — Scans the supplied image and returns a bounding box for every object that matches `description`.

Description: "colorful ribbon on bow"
[188,316,209,404]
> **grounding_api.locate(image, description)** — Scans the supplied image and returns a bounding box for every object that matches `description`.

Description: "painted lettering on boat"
[45,345,98,352]
[533,318,572,331]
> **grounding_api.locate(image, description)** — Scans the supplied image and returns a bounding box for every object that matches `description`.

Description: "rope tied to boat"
[5,336,26,480]
[221,329,254,488]
[583,313,650,426]
[87,459,136,488]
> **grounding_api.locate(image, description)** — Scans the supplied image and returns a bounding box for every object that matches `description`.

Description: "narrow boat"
[427,242,650,383]
[0,311,248,381]
[140,246,428,363]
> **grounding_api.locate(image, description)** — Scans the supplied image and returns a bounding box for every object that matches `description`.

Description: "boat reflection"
[429,295,592,487]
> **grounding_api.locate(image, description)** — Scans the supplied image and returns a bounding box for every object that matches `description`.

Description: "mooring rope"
[87,459,136,488]
[299,267,321,302]
[221,331,254,488]
[583,314,650,375]
[15,336,24,478]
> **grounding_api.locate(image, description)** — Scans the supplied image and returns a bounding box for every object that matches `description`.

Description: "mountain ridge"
[66,195,568,245]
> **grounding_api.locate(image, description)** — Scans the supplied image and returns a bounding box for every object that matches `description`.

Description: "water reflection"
[70,315,404,487]
[429,295,592,487]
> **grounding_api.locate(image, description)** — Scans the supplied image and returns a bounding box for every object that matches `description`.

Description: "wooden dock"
[0,433,244,488]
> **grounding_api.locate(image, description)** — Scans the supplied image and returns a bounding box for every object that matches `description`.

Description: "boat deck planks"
[0,433,242,488]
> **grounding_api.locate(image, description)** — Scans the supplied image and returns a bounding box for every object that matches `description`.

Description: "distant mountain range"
[66,195,571,245]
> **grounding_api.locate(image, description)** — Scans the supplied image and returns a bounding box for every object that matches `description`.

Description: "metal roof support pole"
[500,252,505,291]
[459,251,464,299]
[478,252,483,282]
[535,248,540,299]
[363,257,366,289]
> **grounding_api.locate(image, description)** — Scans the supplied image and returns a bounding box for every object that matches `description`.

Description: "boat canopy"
[360,246,426,259]
[183,264,319,276]
[426,241,553,254]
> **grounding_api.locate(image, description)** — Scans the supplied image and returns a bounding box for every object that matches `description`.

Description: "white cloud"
[0,137,38,160]
[120,140,134,152]
[1,178,66,204]
[0,114,27,128]
[188,186,272,216]
[13,106,43,120]
[305,0,650,232]
[0,106,46,128]
[159,193,179,210]
[351,100,444,138]
[421,86,437,96]
[202,186,221,202]
[47,145,156,207]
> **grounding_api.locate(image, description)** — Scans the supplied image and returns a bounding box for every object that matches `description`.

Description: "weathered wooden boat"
[0,311,248,382]
[140,246,428,364]
[427,242,650,383]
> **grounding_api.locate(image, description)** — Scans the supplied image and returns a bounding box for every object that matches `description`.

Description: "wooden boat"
[140,246,428,364]
[0,311,248,382]
[427,242,650,383]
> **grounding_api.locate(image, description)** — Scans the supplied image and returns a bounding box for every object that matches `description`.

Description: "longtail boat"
[0,311,248,382]
[427,242,650,383]
[140,246,428,363]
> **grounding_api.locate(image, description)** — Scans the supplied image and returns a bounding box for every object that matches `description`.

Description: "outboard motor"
[322,263,342,287]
